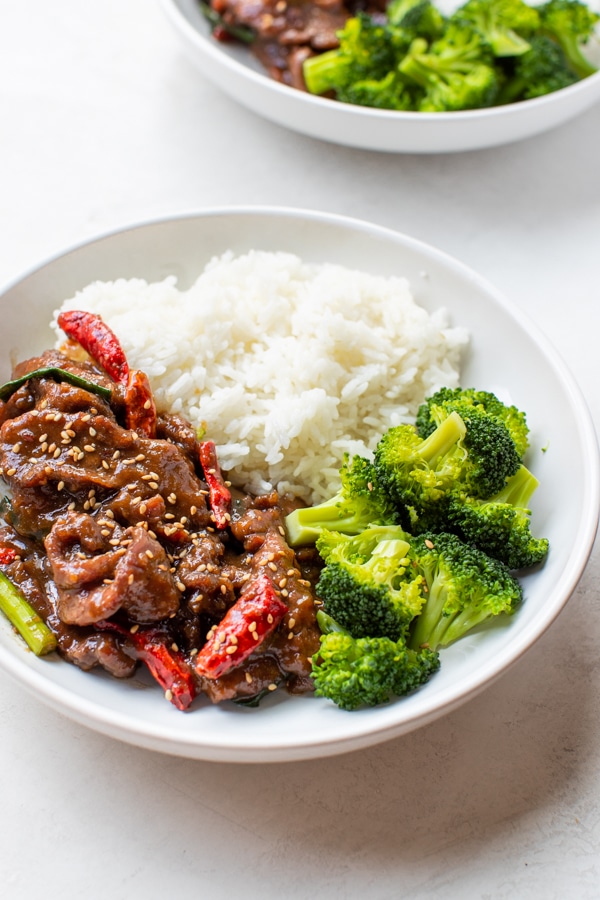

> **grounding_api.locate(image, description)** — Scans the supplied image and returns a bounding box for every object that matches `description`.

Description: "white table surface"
[1,2,599,898]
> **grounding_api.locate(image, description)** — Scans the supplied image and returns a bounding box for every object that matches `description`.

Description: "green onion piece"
[199,0,255,43]
[0,367,112,403]
[0,571,57,656]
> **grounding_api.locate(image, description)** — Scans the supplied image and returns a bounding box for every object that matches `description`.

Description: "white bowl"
[0,207,597,761]
[161,0,600,153]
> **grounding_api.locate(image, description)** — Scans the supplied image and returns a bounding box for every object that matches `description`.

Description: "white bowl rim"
[0,204,598,760]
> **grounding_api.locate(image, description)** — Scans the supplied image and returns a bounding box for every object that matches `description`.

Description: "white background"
[1,2,599,898]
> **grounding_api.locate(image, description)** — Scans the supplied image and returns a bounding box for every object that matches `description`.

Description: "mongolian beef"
[0,311,322,710]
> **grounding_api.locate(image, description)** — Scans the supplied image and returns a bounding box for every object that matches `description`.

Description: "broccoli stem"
[416,410,467,465]
[285,488,361,546]
[0,571,57,656]
[494,463,539,508]
[303,50,351,95]
[544,30,598,77]
[409,577,452,649]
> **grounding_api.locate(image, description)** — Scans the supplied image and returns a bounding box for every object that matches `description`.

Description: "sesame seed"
[38,434,48,443]
[190,505,197,515]
[44,466,52,475]
[128,574,134,585]
[164,689,173,702]
[112,450,120,460]
[245,672,253,684]
[267,614,274,624]
[41,442,48,452]
[84,445,95,453]
[268,562,277,572]
[278,577,287,588]
[47,443,56,454]
[6,468,16,477]
[89,427,97,437]
[144,400,152,410]
[288,632,294,640]
[135,454,145,462]
[225,646,236,655]
[248,622,257,632]
[176,581,186,592]
[57,481,65,491]
[267,683,277,691]
[252,631,259,641]
[12,443,21,452]
[288,617,296,629]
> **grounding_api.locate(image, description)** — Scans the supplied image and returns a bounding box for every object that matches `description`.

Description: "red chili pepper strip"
[57,310,130,385]
[0,548,17,565]
[124,369,157,438]
[97,620,196,711]
[198,440,231,530]
[194,572,288,680]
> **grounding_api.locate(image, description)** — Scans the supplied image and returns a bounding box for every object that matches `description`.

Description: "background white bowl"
[161,0,600,153]
[0,207,597,762]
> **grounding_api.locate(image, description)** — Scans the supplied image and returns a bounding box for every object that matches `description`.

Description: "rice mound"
[51,250,469,503]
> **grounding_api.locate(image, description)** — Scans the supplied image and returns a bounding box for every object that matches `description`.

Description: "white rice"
[51,250,469,503]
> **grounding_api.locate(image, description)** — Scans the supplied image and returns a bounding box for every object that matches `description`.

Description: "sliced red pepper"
[57,310,130,385]
[0,547,17,565]
[194,572,287,680]
[198,440,231,530]
[124,369,157,438]
[97,620,196,711]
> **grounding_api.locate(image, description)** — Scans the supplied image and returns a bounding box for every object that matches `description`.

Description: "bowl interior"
[0,208,597,761]
[162,0,600,152]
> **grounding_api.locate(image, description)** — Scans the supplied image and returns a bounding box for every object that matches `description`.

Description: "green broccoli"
[408,531,523,651]
[302,13,412,98]
[312,611,440,710]
[315,525,423,640]
[415,386,530,458]
[387,0,447,39]
[452,0,540,56]
[538,0,599,78]
[373,405,521,533]
[398,25,501,111]
[339,70,417,110]
[499,34,580,101]
[284,454,400,546]
[447,464,549,569]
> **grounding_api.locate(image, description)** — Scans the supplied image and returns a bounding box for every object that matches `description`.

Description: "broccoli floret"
[303,13,412,97]
[284,454,400,546]
[315,525,424,640]
[387,0,447,39]
[416,386,530,458]
[408,531,523,651]
[452,0,540,56]
[499,34,580,101]
[447,464,549,569]
[312,612,440,710]
[374,410,467,520]
[374,406,521,534]
[338,70,417,109]
[539,0,599,78]
[398,25,501,111]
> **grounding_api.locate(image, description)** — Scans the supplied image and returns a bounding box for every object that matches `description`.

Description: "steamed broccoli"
[408,531,523,651]
[312,611,440,710]
[398,25,501,111]
[499,34,580,101]
[416,386,530,458]
[387,0,447,39]
[302,13,412,99]
[315,525,424,640]
[452,0,540,56]
[539,0,599,78]
[447,464,549,569]
[373,405,521,533]
[285,453,400,546]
